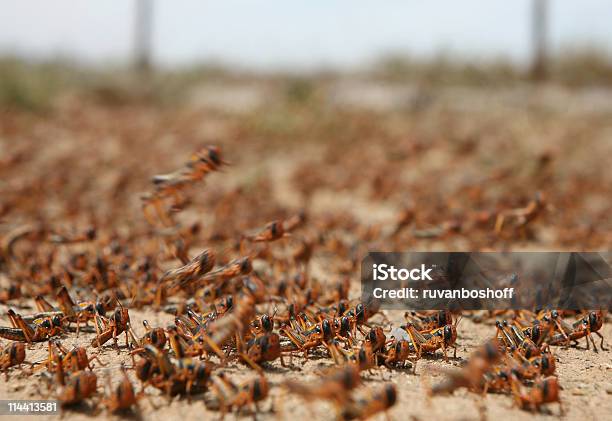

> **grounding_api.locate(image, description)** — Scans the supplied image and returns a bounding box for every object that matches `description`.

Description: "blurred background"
[2,0,612,110]
[1,1,612,70]
[0,1,611,250]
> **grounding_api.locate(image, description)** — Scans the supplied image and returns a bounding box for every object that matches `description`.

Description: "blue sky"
[1,1,610,70]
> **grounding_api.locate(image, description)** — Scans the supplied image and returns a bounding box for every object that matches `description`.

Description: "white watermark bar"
[361,252,612,310]
[0,400,59,415]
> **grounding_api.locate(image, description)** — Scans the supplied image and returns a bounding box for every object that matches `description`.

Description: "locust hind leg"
[239,352,264,374]
[14,316,35,345]
[7,311,19,328]
[595,331,608,351]
[587,332,598,352]
[93,314,103,347]
[112,328,120,354]
[198,332,226,361]
[87,354,106,370]
[442,345,449,363]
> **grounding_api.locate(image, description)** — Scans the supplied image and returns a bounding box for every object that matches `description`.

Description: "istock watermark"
[371,286,515,300]
[361,252,611,310]
[372,263,433,281]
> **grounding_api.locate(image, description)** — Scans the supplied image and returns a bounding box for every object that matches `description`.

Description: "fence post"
[530,0,548,81]
[134,0,154,73]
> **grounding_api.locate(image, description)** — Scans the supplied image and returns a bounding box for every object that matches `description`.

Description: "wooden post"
[530,0,548,81]
[134,0,154,73]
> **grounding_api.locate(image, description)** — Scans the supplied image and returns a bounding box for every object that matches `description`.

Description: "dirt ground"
[0,308,611,421]
[0,311,612,420]
[1,79,611,420]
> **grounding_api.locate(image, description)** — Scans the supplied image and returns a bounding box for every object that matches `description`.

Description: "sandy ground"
[0,306,610,421]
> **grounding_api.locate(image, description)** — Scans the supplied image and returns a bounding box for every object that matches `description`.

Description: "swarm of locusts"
[0,145,608,419]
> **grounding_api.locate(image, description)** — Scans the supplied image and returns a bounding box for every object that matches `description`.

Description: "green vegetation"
[1,49,612,112]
